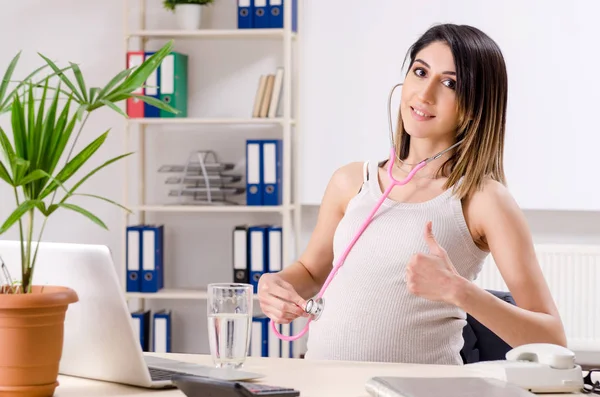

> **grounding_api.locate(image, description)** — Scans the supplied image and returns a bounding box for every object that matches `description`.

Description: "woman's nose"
[417,80,436,104]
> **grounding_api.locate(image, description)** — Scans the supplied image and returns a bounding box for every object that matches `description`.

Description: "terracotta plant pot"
[0,285,78,397]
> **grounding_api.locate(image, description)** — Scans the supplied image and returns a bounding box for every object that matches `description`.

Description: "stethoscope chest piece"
[305,297,325,321]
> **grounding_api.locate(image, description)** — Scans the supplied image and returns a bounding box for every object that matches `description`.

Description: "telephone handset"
[466,343,584,393]
[505,343,577,369]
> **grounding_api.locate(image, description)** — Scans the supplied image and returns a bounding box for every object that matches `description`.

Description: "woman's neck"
[397,138,457,177]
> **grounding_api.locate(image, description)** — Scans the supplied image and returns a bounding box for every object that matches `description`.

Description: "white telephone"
[466,343,584,393]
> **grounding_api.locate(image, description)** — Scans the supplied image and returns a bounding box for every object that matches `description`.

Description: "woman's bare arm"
[275,162,366,299]
[453,179,567,347]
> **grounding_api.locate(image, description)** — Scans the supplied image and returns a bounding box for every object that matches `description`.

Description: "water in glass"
[207,283,253,368]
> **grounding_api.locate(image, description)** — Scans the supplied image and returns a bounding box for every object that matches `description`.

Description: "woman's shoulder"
[330,161,367,193]
[461,176,519,251]
[324,161,369,211]
[465,177,514,212]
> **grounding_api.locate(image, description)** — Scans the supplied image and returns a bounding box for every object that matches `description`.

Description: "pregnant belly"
[304,271,466,364]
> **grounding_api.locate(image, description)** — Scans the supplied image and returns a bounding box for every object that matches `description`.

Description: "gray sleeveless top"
[304,160,489,365]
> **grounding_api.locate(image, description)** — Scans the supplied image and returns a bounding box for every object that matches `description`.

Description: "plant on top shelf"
[163,0,215,11]
[163,0,214,30]
[0,40,178,295]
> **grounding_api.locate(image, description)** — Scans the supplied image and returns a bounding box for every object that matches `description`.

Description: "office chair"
[460,289,515,364]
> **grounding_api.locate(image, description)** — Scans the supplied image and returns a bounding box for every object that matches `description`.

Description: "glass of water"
[207,283,253,369]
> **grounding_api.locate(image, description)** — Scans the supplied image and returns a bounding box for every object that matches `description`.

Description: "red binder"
[126,51,145,118]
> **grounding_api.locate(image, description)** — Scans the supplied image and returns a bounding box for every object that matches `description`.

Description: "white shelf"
[128,117,294,125]
[129,29,295,40]
[122,0,303,356]
[126,288,259,300]
[131,205,290,213]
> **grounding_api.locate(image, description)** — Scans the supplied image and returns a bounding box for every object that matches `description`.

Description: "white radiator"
[474,244,600,349]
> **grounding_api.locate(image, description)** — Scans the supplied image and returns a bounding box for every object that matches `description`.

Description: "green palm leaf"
[39,130,109,199]
[65,152,133,196]
[0,160,11,184]
[0,200,41,234]
[69,62,88,102]
[57,203,107,229]
[104,41,174,102]
[37,52,84,103]
[0,51,22,107]
[74,193,132,213]
[131,94,179,114]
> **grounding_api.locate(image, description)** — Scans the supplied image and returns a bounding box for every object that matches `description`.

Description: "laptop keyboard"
[149,366,189,381]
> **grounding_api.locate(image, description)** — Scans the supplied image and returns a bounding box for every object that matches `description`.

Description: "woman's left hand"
[405,221,464,304]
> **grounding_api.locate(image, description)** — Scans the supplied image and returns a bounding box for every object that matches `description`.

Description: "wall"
[0,0,599,356]
[299,0,600,211]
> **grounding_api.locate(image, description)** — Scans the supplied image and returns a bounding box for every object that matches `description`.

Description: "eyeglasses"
[583,369,600,395]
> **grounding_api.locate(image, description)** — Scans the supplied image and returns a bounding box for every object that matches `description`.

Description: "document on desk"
[364,376,535,397]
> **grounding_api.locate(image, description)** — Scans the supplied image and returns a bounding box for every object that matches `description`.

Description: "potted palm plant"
[163,0,214,30]
[0,41,178,397]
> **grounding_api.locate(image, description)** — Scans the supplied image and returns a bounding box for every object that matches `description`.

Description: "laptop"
[0,240,264,388]
[365,377,536,397]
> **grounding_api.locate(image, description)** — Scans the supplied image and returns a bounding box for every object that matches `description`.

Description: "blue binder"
[143,52,161,117]
[141,224,164,293]
[153,310,172,353]
[246,140,263,206]
[267,225,282,273]
[267,0,297,31]
[126,225,142,292]
[261,139,282,206]
[253,0,269,28]
[237,0,253,29]
[291,0,297,32]
[268,0,282,28]
[250,316,269,357]
[131,310,150,351]
[248,225,268,293]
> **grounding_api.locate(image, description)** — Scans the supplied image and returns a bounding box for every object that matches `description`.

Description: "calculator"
[171,373,301,397]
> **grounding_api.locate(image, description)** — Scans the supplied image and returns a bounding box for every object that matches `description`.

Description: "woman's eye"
[443,79,456,89]
[413,67,426,77]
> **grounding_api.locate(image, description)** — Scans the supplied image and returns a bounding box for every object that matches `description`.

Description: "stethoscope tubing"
[270,82,461,341]
[270,147,426,341]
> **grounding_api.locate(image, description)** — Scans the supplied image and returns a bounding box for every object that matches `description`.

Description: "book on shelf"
[252,67,284,118]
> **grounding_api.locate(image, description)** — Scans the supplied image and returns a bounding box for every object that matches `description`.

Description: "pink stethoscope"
[270,83,464,341]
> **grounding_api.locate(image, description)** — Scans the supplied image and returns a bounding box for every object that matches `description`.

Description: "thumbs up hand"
[405,221,463,304]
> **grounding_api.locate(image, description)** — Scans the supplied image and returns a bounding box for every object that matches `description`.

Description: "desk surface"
[54,353,586,397]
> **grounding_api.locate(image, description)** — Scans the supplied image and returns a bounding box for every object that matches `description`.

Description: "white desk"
[54,353,587,397]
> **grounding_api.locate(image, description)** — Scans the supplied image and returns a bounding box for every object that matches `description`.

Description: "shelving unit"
[121,0,303,354]
[130,29,296,39]
[126,288,262,301]
[128,118,294,125]
[130,205,290,213]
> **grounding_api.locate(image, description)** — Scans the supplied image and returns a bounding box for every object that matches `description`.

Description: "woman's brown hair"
[395,23,508,200]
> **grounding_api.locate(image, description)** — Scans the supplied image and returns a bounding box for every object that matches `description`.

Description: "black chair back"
[460,289,515,364]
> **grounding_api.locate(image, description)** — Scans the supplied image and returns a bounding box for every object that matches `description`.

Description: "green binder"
[159,52,188,118]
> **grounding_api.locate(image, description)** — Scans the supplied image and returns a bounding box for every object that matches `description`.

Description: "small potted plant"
[163,0,214,30]
[0,41,178,397]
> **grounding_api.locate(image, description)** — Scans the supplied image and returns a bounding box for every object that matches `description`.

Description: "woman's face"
[400,41,461,142]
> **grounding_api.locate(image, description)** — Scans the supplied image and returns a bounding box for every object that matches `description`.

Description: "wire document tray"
[159,150,245,206]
